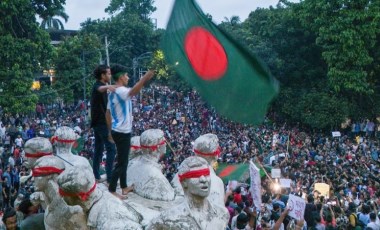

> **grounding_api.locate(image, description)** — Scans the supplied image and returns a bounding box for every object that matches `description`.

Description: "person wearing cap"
[57,166,142,230]
[171,133,226,207]
[126,129,175,201]
[147,156,229,230]
[106,65,155,199]
[32,155,87,230]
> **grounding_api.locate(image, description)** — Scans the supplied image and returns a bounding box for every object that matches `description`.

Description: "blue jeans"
[109,131,131,192]
[93,124,116,182]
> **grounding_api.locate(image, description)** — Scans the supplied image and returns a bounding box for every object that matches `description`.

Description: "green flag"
[72,137,84,155]
[162,0,279,124]
[216,163,266,183]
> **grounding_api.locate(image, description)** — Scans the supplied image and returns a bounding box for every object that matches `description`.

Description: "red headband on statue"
[51,136,76,144]
[32,167,64,177]
[194,146,221,157]
[140,140,166,151]
[59,183,96,201]
[25,152,53,158]
[178,168,210,182]
[131,145,141,150]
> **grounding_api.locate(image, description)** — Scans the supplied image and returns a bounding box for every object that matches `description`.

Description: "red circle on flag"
[184,27,227,81]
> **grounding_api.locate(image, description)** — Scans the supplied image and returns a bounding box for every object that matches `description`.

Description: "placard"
[280,179,292,188]
[314,183,330,198]
[332,131,341,137]
[271,168,281,178]
[287,194,306,220]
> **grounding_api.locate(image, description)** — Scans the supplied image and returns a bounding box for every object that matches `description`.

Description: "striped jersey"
[107,87,133,133]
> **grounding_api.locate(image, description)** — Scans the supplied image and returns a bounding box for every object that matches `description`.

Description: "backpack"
[348,213,365,230]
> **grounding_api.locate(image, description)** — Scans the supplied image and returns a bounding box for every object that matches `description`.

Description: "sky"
[63,0,280,30]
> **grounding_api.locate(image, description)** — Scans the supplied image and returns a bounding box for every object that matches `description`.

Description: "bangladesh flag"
[162,0,279,124]
[72,137,84,155]
[216,163,266,183]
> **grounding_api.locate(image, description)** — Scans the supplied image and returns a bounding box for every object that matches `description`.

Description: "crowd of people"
[0,80,379,229]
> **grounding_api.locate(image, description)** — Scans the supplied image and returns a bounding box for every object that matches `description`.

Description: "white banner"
[288,194,306,221]
[249,161,262,211]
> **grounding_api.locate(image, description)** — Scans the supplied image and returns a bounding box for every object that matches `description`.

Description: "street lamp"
[132,52,152,102]
[132,52,152,84]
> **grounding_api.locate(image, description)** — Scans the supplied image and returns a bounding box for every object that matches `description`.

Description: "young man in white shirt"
[106,64,154,199]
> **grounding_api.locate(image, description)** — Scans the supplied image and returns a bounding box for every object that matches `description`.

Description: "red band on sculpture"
[32,167,64,177]
[51,136,76,144]
[140,140,166,151]
[178,168,210,182]
[131,145,141,150]
[194,146,221,157]
[25,152,53,158]
[59,183,96,201]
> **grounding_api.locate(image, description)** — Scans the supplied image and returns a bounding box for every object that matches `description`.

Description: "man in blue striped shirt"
[106,64,155,199]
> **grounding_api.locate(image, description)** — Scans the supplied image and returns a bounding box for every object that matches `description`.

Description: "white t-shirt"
[15,137,23,147]
[367,222,380,230]
[107,87,133,134]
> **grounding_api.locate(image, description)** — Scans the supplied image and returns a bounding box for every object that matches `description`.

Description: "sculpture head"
[140,129,166,160]
[32,156,65,191]
[129,136,141,160]
[178,156,211,198]
[57,167,97,210]
[24,137,53,168]
[193,133,220,165]
[52,126,79,150]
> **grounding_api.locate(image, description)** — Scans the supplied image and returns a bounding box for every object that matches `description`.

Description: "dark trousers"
[109,131,131,192]
[93,124,116,182]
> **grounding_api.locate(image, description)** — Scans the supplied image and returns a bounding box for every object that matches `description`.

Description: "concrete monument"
[52,126,92,171]
[33,156,87,230]
[172,134,225,207]
[127,129,175,201]
[24,137,53,168]
[57,166,142,230]
[147,156,229,230]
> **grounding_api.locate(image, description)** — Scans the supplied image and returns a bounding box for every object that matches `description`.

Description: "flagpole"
[165,139,177,156]
[255,159,274,184]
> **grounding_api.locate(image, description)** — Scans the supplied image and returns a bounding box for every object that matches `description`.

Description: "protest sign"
[271,168,281,178]
[288,194,306,220]
[280,179,291,188]
[315,183,330,198]
[332,131,341,137]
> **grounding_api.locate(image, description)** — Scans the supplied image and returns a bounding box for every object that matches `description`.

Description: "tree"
[80,0,160,82]
[290,0,380,95]
[40,9,69,30]
[54,33,103,103]
[0,0,59,114]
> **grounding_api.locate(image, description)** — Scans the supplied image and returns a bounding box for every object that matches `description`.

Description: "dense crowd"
[0,84,379,229]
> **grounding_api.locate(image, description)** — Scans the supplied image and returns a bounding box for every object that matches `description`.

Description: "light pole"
[132,52,152,102]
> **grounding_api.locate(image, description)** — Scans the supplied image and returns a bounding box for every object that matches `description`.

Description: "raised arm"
[128,70,155,97]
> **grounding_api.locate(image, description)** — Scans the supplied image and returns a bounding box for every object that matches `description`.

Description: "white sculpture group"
[25,126,229,230]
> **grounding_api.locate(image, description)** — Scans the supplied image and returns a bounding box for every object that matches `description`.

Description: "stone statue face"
[184,169,211,198]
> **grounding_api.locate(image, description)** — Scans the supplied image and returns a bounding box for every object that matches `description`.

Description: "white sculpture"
[129,136,141,161]
[52,126,92,171]
[24,137,54,210]
[33,156,87,230]
[172,133,225,207]
[57,166,143,230]
[147,156,229,230]
[127,129,175,201]
[24,137,53,168]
